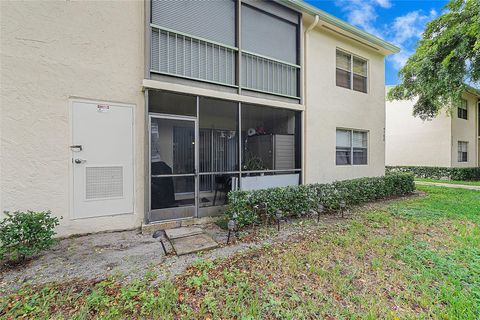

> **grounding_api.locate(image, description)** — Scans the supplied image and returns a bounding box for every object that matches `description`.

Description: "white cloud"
[334,0,439,70]
[390,10,438,46]
[389,50,412,69]
[374,0,392,9]
[334,0,383,37]
[387,9,438,69]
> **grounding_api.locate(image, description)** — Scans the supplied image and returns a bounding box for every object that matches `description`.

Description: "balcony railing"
[151,25,237,87]
[150,25,300,99]
[241,51,299,99]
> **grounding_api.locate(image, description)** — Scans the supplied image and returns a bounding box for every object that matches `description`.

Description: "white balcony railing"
[151,25,237,87]
[151,25,300,99]
[241,51,299,99]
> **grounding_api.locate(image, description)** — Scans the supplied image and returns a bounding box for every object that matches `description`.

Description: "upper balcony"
[149,0,301,101]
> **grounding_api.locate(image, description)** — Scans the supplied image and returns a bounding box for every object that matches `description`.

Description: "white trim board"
[143,79,305,111]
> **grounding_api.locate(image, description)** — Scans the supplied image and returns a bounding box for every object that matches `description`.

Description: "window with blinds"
[336,129,368,165]
[458,141,468,162]
[336,51,351,89]
[457,99,468,120]
[336,49,368,93]
[352,131,368,164]
[336,129,352,165]
[353,57,368,93]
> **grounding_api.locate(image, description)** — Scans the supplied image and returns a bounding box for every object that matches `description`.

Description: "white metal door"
[71,101,134,219]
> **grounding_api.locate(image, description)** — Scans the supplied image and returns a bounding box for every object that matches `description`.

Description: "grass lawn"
[415,177,480,186]
[1,185,479,319]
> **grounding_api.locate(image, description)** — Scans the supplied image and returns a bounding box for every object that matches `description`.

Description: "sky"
[305,0,450,85]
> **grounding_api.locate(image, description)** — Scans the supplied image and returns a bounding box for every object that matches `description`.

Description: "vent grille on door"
[85,166,124,200]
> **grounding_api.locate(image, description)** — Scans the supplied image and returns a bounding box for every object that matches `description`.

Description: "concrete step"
[170,233,218,255]
[165,226,204,240]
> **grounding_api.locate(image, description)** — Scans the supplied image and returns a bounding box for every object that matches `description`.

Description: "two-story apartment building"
[0,0,399,236]
[386,87,480,168]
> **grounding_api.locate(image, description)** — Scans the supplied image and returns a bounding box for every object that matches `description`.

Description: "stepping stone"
[170,233,218,255]
[165,227,204,240]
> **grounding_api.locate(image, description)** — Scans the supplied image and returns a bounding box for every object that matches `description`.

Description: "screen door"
[149,115,197,222]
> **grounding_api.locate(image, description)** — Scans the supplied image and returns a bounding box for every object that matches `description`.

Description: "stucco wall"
[386,92,479,168]
[304,24,386,183]
[385,97,452,167]
[450,92,478,167]
[0,0,145,236]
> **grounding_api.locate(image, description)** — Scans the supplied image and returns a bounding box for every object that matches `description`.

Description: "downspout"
[302,15,319,184]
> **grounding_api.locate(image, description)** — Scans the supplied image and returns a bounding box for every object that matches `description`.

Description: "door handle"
[70,145,83,151]
[74,158,86,164]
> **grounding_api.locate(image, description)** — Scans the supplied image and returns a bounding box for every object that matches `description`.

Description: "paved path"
[415,181,480,190]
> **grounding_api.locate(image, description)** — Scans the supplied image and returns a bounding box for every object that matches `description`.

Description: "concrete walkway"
[415,181,480,190]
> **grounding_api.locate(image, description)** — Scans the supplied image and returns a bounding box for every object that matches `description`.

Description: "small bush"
[386,166,480,181]
[0,210,60,263]
[226,173,415,227]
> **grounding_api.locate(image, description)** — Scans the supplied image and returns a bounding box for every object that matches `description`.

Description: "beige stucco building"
[386,88,480,167]
[1,0,398,236]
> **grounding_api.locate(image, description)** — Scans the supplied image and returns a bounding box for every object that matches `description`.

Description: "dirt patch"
[0,257,35,273]
[0,195,414,295]
[0,219,325,295]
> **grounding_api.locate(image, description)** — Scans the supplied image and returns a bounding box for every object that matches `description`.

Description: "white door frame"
[148,113,199,223]
[69,98,135,220]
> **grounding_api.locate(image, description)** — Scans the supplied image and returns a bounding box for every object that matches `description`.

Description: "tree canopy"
[387,0,480,119]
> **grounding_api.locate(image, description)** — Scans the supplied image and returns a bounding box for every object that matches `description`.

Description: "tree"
[388,0,480,119]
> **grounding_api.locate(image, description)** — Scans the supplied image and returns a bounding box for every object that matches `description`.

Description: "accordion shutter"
[151,0,236,47]
[241,4,297,64]
[242,0,299,24]
[151,0,236,85]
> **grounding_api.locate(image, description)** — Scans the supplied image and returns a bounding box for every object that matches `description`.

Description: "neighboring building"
[0,0,398,236]
[386,86,480,167]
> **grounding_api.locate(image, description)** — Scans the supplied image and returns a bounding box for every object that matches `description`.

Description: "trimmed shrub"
[386,166,480,181]
[225,173,415,227]
[0,210,60,263]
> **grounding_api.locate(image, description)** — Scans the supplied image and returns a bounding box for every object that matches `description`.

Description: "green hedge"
[225,173,415,227]
[386,166,480,181]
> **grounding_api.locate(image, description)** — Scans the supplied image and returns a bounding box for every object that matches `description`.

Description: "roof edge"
[280,0,401,55]
[466,84,480,97]
[387,84,480,98]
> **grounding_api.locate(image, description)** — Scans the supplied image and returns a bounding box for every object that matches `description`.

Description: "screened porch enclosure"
[147,90,301,223]
[199,128,238,192]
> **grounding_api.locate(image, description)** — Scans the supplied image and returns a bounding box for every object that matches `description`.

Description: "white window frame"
[335,48,369,94]
[457,141,468,163]
[336,128,369,166]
